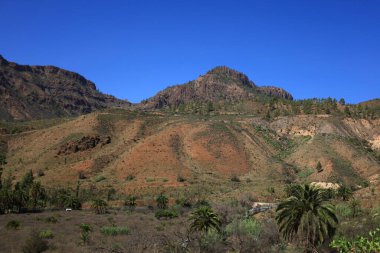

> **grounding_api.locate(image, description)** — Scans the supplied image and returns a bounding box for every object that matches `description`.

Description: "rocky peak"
[203,66,255,88]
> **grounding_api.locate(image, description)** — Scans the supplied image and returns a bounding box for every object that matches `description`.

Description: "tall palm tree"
[189,206,221,234]
[276,184,338,252]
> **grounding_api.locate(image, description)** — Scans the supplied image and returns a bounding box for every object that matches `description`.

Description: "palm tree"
[276,184,338,252]
[189,206,221,234]
[91,199,107,214]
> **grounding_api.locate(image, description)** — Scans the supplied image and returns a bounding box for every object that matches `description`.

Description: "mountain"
[140,66,293,109]
[1,110,379,202]
[0,55,129,120]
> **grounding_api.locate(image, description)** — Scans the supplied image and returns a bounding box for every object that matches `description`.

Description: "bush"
[22,232,49,253]
[39,230,54,239]
[155,209,178,219]
[125,174,135,181]
[6,220,21,230]
[95,175,106,182]
[78,171,86,179]
[45,216,58,223]
[79,223,92,245]
[156,194,169,209]
[37,170,45,177]
[177,175,186,182]
[124,195,137,208]
[331,227,380,253]
[230,175,241,182]
[100,226,130,236]
[91,199,107,214]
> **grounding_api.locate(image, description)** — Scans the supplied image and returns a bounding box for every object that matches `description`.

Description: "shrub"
[316,161,323,172]
[37,170,45,177]
[100,226,130,236]
[230,175,241,182]
[156,194,169,209]
[177,175,186,182]
[124,195,137,207]
[22,231,49,253]
[78,171,86,180]
[155,209,178,219]
[95,175,106,182]
[175,197,192,208]
[125,174,135,181]
[45,216,58,223]
[79,223,92,245]
[330,227,380,253]
[64,196,81,210]
[91,199,107,214]
[226,218,261,238]
[6,220,21,230]
[297,167,314,179]
[39,230,54,239]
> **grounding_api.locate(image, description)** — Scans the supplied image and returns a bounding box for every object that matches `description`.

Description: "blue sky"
[1,0,379,103]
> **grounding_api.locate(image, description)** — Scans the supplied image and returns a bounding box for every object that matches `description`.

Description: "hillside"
[0,55,129,120]
[1,109,379,205]
[140,66,293,109]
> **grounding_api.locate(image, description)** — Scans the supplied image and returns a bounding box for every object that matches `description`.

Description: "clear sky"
[1,0,379,103]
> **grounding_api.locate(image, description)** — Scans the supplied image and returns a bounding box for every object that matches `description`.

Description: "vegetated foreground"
[0,109,380,252]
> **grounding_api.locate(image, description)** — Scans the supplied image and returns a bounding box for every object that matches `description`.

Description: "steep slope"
[140,66,293,109]
[0,55,129,120]
[2,110,379,200]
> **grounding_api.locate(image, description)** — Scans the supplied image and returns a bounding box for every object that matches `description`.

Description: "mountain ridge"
[140,66,293,109]
[0,55,129,120]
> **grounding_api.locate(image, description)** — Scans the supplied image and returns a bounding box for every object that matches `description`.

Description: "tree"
[339,98,346,105]
[189,206,221,234]
[276,184,338,252]
[20,170,34,191]
[124,195,137,210]
[337,185,353,201]
[91,199,107,214]
[29,182,46,210]
[156,194,169,209]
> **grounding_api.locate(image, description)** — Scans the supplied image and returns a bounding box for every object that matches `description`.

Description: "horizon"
[1,0,380,103]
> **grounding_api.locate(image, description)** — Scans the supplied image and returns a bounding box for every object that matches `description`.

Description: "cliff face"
[0,55,129,120]
[141,66,293,109]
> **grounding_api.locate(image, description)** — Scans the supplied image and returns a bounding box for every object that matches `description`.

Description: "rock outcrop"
[57,135,111,155]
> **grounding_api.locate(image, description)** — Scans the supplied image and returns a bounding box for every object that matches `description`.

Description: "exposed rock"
[141,66,293,109]
[57,135,111,155]
[0,55,130,120]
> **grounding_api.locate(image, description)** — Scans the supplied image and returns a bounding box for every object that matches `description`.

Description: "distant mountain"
[140,66,293,109]
[0,55,129,120]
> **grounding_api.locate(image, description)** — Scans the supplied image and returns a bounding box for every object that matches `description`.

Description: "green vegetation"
[331,227,380,253]
[155,209,178,219]
[6,219,21,229]
[276,184,338,252]
[39,229,54,239]
[100,226,130,236]
[94,175,106,182]
[79,223,92,245]
[91,199,107,214]
[156,194,169,209]
[189,206,221,233]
